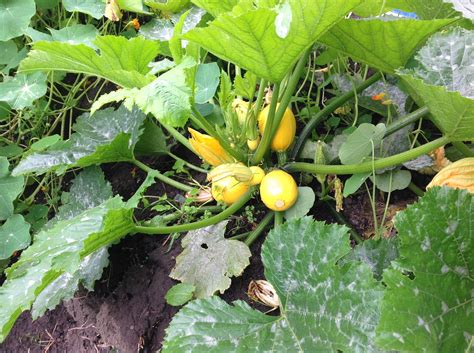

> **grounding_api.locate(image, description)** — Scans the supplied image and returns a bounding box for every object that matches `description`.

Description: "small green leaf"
[62,0,105,19]
[339,123,386,165]
[0,0,36,41]
[19,36,160,89]
[0,73,48,110]
[0,215,30,260]
[319,18,457,73]
[185,0,364,82]
[117,0,149,13]
[165,283,196,306]
[343,172,371,197]
[370,169,411,192]
[376,187,474,352]
[194,62,220,104]
[30,135,61,152]
[284,186,315,220]
[47,24,99,48]
[0,157,24,221]
[163,218,383,352]
[13,105,146,176]
[170,221,251,298]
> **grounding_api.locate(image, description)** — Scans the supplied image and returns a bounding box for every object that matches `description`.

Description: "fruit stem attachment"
[285,136,450,175]
[132,159,194,192]
[245,212,275,246]
[291,72,383,159]
[191,106,245,161]
[134,190,253,235]
[274,211,284,228]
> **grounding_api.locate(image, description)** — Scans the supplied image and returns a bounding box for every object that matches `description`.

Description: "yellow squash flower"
[427,157,474,193]
[188,128,234,166]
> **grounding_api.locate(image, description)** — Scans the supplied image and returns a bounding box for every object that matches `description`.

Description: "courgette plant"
[0,0,473,352]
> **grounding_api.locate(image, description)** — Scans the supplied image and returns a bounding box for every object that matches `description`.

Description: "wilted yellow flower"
[427,157,474,193]
[207,163,254,183]
[188,128,234,166]
[248,280,280,310]
[232,99,251,125]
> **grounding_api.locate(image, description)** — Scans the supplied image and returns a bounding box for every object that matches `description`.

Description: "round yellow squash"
[211,176,249,205]
[258,104,296,152]
[259,170,298,211]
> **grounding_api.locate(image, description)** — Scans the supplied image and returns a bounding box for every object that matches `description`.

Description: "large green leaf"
[0,194,134,342]
[91,57,195,127]
[319,18,457,73]
[163,218,383,352]
[399,28,474,140]
[191,0,238,17]
[0,0,36,41]
[0,40,18,65]
[0,157,24,221]
[0,73,48,110]
[62,0,105,19]
[18,36,160,89]
[12,105,146,176]
[31,167,113,318]
[24,24,99,48]
[170,221,251,298]
[145,0,190,12]
[376,187,473,352]
[184,0,363,82]
[387,0,460,19]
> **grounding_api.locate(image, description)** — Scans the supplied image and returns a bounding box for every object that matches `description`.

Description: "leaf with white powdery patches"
[170,221,251,298]
[13,105,146,176]
[399,28,474,140]
[376,187,474,352]
[0,215,30,260]
[0,73,48,110]
[163,217,383,352]
[0,167,135,342]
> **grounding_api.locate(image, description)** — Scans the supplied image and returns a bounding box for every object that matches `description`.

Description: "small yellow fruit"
[211,176,249,205]
[258,104,296,152]
[260,170,298,211]
[247,137,260,151]
[249,166,265,186]
[427,157,474,193]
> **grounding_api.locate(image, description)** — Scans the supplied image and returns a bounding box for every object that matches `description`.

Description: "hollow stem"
[161,124,194,153]
[291,72,383,159]
[384,106,430,137]
[167,152,208,174]
[245,212,275,246]
[134,191,253,235]
[286,137,450,175]
[132,159,193,192]
[408,182,425,197]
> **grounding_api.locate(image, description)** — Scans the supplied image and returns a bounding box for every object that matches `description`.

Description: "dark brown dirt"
[0,155,416,353]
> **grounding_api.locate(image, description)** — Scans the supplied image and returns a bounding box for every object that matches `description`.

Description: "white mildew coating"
[163,217,383,352]
[376,187,473,353]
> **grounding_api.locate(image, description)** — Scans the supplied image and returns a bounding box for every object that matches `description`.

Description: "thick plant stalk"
[134,190,253,235]
[291,72,383,159]
[384,106,430,137]
[286,136,450,175]
[245,212,275,246]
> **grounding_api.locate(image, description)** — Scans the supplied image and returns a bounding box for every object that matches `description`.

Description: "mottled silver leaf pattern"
[163,218,383,352]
